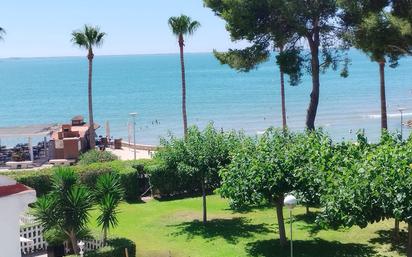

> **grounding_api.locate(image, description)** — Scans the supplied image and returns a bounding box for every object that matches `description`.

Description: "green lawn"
[88,195,408,257]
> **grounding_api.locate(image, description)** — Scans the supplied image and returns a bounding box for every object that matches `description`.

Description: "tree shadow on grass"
[368,229,408,255]
[247,238,379,257]
[293,212,323,236]
[170,217,272,244]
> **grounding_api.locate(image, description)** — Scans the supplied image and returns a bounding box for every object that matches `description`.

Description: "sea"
[0,50,411,147]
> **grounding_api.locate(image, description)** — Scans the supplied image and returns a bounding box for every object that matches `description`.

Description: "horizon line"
[0,51,215,60]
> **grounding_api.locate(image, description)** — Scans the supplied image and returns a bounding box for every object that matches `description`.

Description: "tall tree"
[205,0,348,130]
[168,15,200,137]
[71,25,106,149]
[340,1,410,132]
[204,0,303,129]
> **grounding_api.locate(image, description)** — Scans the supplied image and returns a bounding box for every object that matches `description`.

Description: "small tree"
[34,167,93,254]
[319,133,412,256]
[95,173,124,243]
[219,129,305,246]
[157,124,237,224]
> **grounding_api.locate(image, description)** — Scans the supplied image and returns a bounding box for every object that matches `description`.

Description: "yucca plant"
[95,173,124,243]
[34,167,93,254]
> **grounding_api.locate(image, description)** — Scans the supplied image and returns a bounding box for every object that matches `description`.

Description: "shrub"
[78,150,118,165]
[7,169,54,196]
[65,238,136,257]
[4,160,148,200]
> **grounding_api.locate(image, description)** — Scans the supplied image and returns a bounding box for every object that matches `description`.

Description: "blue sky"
[0,0,246,58]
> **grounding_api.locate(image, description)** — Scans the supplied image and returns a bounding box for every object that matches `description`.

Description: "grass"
[88,195,408,257]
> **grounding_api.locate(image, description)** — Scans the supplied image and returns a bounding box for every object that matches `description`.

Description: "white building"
[0,176,36,257]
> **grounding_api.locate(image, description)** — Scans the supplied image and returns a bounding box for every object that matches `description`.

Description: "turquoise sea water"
[0,50,411,146]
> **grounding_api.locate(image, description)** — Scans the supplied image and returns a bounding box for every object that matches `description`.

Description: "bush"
[3,160,152,200]
[78,150,118,165]
[65,238,136,257]
[7,169,54,196]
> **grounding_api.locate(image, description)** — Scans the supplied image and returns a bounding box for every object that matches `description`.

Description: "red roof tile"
[0,183,32,198]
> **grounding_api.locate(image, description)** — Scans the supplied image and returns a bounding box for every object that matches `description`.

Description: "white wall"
[0,177,36,257]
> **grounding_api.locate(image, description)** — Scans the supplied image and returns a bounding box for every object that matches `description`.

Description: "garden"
[6,124,412,257]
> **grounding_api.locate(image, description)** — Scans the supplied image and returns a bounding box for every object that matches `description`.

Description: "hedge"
[3,158,190,199]
[65,238,136,257]
[4,160,152,201]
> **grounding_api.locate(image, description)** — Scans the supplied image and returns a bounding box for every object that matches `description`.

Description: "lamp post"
[284,194,297,257]
[78,241,85,257]
[398,108,406,140]
[129,112,138,160]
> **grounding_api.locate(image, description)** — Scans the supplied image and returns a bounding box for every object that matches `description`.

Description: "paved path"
[107,146,153,160]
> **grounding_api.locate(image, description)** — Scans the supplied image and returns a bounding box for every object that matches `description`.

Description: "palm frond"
[168,15,200,37]
[188,21,201,35]
[71,24,106,50]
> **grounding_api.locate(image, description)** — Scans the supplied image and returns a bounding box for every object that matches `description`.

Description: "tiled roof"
[0,183,33,198]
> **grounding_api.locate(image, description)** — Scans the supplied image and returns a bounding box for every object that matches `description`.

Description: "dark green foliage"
[96,173,124,241]
[204,0,304,84]
[12,171,53,196]
[5,160,141,200]
[78,150,118,165]
[33,167,94,253]
[205,0,350,130]
[65,237,136,257]
[213,45,270,72]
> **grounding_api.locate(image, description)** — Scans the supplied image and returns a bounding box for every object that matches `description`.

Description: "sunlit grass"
[88,195,407,257]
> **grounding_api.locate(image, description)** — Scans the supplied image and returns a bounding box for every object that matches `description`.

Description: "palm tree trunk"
[88,49,96,149]
[103,227,108,244]
[279,47,287,130]
[179,34,188,138]
[69,230,79,254]
[275,196,287,247]
[201,174,207,224]
[306,32,320,131]
[379,61,388,131]
[280,67,287,130]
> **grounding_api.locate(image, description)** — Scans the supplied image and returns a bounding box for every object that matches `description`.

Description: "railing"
[20,214,105,255]
[20,223,47,255]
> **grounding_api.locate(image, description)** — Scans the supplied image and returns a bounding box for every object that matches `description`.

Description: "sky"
[0,0,247,58]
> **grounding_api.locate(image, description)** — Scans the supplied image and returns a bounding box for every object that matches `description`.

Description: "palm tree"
[168,15,200,137]
[34,167,93,254]
[95,173,124,243]
[71,25,106,149]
